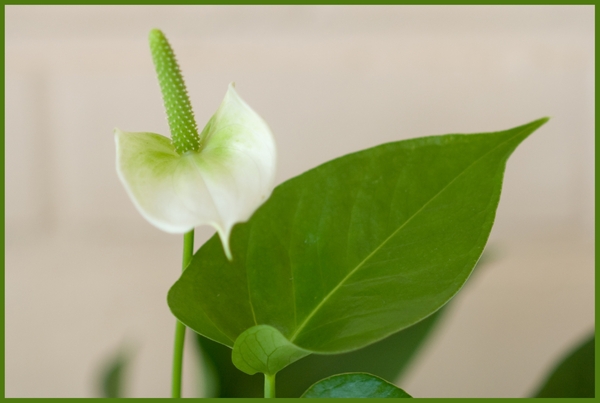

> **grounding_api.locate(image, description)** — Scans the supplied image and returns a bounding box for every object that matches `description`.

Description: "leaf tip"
[538,116,550,124]
[528,116,550,131]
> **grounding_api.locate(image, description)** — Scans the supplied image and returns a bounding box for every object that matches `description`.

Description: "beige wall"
[5,5,594,397]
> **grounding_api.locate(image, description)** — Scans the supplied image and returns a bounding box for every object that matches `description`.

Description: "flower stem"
[264,373,276,398]
[171,229,194,398]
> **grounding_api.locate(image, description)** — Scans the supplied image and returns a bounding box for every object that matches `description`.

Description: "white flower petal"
[115,84,276,260]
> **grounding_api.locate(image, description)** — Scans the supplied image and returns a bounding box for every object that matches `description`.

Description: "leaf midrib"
[288,129,524,343]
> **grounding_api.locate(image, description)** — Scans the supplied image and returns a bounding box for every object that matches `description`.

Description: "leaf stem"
[264,373,276,398]
[171,230,194,398]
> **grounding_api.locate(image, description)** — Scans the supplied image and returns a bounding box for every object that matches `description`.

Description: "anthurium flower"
[115,30,276,260]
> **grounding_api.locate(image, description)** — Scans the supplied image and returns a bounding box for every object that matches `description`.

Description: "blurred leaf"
[301,373,412,398]
[533,332,595,398]
[97,346,133,398]
[196,334,262,398]
[193,329,221,398]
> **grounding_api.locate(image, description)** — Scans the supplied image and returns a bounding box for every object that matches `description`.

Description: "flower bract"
[115,83,276,260]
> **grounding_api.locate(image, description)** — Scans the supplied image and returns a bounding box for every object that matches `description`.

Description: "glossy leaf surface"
[302,373,411,398]
[232,325,310,376]
[169,118,547,354]
[533,332,595,397]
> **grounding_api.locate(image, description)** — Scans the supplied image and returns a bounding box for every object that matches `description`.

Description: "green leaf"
[96,346,134,398]
[232,325,310,376]
[302,373,412,398]
[99,357,125,398]
[532,332,595,398]
[194,249,497,397]
[169,118,548,354]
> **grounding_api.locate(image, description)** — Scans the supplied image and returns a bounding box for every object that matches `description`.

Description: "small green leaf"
[232,325,310,376]
[169,118,547,353]
[99,357,125,398]
[533,332,595,398]
[302,373,412,398]
[97,346,134,398]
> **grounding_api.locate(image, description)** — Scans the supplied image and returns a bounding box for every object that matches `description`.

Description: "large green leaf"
[301,373,412,398]
[169,118,547,355]
[532,332,595,397]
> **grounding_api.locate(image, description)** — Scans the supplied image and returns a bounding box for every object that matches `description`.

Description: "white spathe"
[115,83,276,260]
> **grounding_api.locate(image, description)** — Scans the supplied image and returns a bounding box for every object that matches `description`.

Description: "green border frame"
[2,3,596,401]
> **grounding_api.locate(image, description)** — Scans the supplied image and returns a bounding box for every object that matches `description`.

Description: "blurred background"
[5,5,594,398]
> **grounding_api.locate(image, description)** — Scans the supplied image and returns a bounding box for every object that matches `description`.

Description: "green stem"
[171,230,195,398]
[264,373,276,398]
[181,230,195,270]
[171,321,186,398]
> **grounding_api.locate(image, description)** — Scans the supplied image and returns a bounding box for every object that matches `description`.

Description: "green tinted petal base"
[115,84,276,259]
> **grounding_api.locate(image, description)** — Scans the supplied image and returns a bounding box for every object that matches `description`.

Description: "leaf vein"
[288,128,528,343]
